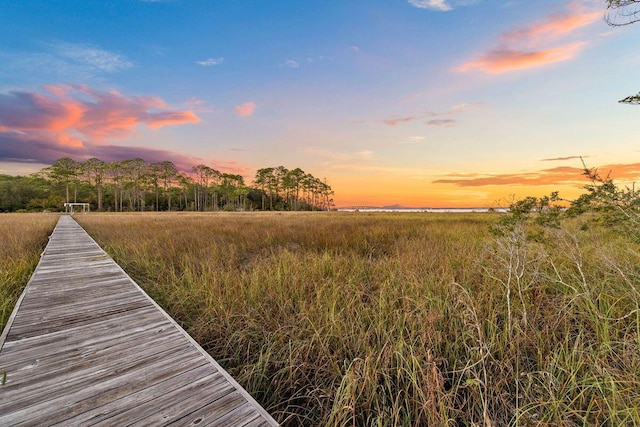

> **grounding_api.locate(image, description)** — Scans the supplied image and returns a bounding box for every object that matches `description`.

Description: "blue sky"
[1,0,640,206]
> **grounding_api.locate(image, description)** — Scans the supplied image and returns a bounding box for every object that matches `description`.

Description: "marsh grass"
[0,213,59,330]
[76,212,640,426]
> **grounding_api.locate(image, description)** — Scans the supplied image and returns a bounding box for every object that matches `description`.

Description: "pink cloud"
[0,84,202,169]
[43,84,74,98]
[502,10,601,43]
[0,91,85,132]
[380,116,416,126]
[0,85,200,141]
[64,86,200,139]
[57,134,84,148]
[234,101,256,117]
[459,43,584,73]
[460,3,600,74]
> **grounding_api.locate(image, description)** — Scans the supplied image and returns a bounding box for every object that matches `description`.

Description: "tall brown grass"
[0,213,59,330]
[75,212,640,426]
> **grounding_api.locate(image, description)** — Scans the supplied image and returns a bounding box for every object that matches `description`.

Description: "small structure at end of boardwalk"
[0,214,279,426]
[64,202,90,214]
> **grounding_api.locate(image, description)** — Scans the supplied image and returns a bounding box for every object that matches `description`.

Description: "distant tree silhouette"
[0,157,333,212]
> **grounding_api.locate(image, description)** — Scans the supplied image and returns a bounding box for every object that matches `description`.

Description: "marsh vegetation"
[71,210,640,426]
[0,214,58,329]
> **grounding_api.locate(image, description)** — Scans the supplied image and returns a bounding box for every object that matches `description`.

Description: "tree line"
[0,157,334,213]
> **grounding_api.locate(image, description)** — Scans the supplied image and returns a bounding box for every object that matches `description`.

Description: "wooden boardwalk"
[0,215,278,426]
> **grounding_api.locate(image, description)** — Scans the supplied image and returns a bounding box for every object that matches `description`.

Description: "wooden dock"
[0,215,278,426]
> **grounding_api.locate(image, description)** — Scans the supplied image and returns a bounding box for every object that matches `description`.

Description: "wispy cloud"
[425,118,456,127]
[408,0,478,12]
[50,41,133,72]
[434,166,586,186]
[281,59,300,68]
[433,163,640,187]
[502,1,521,8]
[394,135,426,145]
[459,43,585,73]
[451,102,483,111]
[1,41,134,83]
[184,97,215,113]
[196,57,224,66]
[459,2,601,73]
[234,101,256,117]
[541,155,587,162]
[380,116,416,126]
[408,0,452,12]
[502,9,601,42]
[379,102,480,127]
[0,84,200,167]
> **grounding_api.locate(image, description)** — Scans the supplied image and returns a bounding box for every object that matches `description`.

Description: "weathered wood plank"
[206,401,263,426]
[6,299,152,339]
[0,215,279,426]
[243,416,277,427]
[57,364,219,425]
[94,374,235,426]
[176,398,265,427]
[1,306,160,353]
[20,352,208,425]
[1,322,181,386]
[1,341,194,413]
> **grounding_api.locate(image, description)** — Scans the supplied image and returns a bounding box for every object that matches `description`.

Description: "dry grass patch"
[0,213,59,330]
[77,212,640,426]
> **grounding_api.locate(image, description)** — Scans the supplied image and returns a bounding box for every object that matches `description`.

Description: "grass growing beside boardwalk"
[77,212,640,426]
[0,214,59,330]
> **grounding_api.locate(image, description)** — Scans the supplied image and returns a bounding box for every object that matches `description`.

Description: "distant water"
[337,208,507,213]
